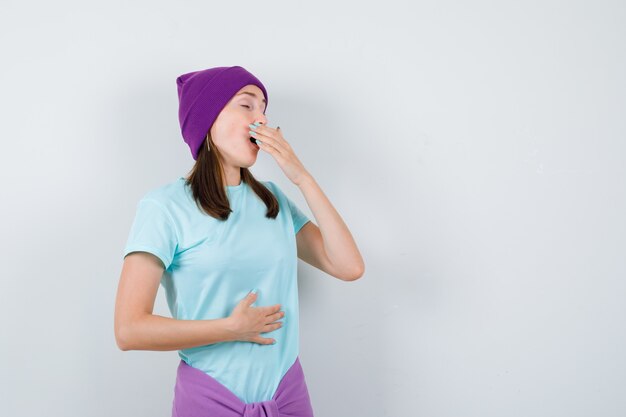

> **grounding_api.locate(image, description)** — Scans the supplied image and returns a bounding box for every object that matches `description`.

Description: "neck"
[224,166,242,187]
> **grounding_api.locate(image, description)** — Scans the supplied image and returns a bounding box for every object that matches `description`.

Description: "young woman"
[114,65,365,416]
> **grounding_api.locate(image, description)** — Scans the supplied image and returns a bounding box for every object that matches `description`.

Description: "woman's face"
[209,84,268,169]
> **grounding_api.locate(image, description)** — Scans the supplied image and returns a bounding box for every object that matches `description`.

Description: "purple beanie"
[176,66,269,160]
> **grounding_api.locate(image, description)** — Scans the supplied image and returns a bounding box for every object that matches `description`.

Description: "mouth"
[248,136,259,150]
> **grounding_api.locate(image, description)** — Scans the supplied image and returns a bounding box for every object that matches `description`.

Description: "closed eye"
[241,105,251,109]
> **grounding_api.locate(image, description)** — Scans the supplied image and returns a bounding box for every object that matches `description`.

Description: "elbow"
[343,263,365,281]
[116,315,152,351]
[115,325,133,351]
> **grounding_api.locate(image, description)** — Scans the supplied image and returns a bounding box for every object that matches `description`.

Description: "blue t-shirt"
[122,177,310,404]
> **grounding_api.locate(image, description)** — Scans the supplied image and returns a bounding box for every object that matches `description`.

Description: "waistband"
[172,356,314,417]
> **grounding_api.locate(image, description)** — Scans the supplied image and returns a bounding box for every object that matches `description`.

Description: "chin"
[239,156,258,168]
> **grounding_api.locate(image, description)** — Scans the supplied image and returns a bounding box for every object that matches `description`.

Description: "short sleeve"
[268,181,311,235]
[123,198,178,270]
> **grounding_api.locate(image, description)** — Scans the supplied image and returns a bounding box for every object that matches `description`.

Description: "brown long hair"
[183,132,280,221]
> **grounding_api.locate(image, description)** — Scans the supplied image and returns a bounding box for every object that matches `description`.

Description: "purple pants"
[172,356,315,417]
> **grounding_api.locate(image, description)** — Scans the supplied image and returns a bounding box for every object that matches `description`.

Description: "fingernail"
[250,288,258,294]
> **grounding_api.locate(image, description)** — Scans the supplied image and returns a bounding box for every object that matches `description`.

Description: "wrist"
[296,172,315,188]
[221,317,239,342]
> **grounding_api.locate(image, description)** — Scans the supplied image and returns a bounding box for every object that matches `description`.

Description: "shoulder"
[138,178,188,213]
[261,180,284,199]
[260,180,275,191]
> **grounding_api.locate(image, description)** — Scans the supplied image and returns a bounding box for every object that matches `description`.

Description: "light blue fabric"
[123,177,310,404]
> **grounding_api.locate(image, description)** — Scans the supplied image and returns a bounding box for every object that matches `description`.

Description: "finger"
[270,124,284,139]
[254,337,275,345]
[250,129,284,152]
[256,137,282,157]
[266,321,283,329]
[252,123,276,133]
[259,124,290,151]
[271,310,285,321]
[251,124,284,145]
[263,304,282,315]
[245,290,258,306]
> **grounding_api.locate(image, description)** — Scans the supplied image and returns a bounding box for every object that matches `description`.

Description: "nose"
[254,110,268,126]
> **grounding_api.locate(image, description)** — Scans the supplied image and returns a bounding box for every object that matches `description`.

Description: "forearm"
[297,174,365,277]
[118,314,236,351]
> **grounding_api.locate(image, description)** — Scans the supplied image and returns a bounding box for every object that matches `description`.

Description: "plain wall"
[1,0,625,416]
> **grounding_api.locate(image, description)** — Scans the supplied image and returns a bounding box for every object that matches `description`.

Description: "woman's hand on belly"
[226,291,285,345]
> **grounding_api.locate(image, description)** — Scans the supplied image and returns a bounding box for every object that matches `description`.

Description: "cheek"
[212,109,238,131]
[220,115,242,131]
[210,113,246,148]
[211,118,236,137]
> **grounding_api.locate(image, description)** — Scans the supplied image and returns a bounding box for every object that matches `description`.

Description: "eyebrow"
[236,91,267,106]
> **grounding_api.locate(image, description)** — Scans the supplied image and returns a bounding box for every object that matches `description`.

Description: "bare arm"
[296,174,365,280]
[117,314,236,351]
[114,252,237,351]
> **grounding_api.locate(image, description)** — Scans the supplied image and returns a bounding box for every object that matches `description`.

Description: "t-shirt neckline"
[178,177,246,192]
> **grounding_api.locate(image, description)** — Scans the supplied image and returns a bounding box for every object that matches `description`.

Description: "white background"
[1,1,624,416]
